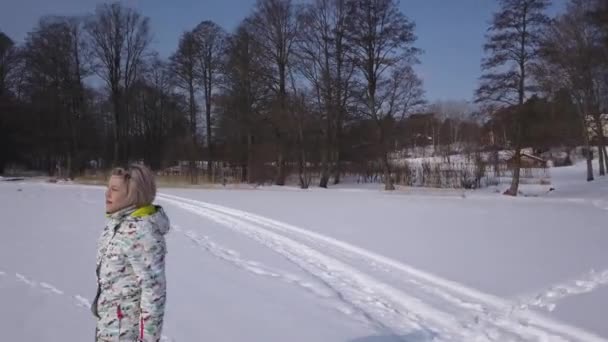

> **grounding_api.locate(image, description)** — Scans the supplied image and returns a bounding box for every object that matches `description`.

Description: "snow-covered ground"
[1,162,607,341]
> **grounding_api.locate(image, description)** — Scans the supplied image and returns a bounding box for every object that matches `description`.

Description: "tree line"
[0,0,606,195]
[477,0,608,194]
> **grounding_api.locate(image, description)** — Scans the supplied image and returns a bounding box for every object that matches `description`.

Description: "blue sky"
[1,0,566,102]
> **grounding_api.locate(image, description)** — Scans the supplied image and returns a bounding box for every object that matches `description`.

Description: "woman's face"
[105,175,129,214]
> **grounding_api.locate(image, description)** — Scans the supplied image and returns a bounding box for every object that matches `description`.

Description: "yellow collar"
[106,204,157,218]
[131,205,157,218]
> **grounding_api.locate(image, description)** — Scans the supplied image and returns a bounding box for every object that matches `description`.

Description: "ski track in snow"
[209,209,608,337]
[161,196,455,341]
[159,194,606,341]
[172,224,336,299]
[159,193,606,342]
[172,226,384,324]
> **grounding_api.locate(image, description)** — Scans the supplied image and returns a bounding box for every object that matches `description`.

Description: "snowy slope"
[1,162,607,341]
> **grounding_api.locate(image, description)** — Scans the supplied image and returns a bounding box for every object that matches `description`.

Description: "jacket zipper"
[117,305,123,341]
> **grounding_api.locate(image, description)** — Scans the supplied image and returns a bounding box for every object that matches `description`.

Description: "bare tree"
[297,0,356,187]
[345,0,424,190]
[588,0,608,47]
[218,22,271,184]
[536,0,605,181]
[193,20,227,180]
[250,0,300,185]
[86,2,152,165]
[170,31,200,183]
[0,32,20,173]
[65,17,90,176]
[21,16,90,177]
[329,0,353,185]
[428,99,475,157]
[287,73,314,189]
[130,56,187,170]
[0,32,19,97]
[476,0,550,196]
[586,0,608,171]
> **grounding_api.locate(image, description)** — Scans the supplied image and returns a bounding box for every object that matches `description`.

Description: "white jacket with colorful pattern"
[92,205,170,342]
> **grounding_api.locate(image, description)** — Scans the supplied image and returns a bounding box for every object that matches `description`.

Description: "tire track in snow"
[159,192,607,342]
[159,195,564,342]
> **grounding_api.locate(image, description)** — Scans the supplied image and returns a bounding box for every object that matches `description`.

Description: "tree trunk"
[505,97,524,197]
[246,133,254,184]
[590,114,606,175]
[332,115,343,185]
[492,147,500,177]
[603,146,608,172]
[206,93,213,181]
[112,93,121,166]
[190,133,198,185]
[505,148,521,196]
[298,114,309,189]
[123,97,131,165]
[274,121,287,185]
[379,128,394,191]
[578,108,594,182]
[598,141,606,176]
[113,120,120,167]
[382,150,395,191]
[69,134,80,179]
[190,160,197,184]
[298,146,308,189]
[433,125,438,154]
[66,152,73,180]
[586,148,595,181]
[319,147,330,188]
[319,102,332,188]
[332,147,341,185]
[188,84,197,184]
[275,149,286,186]
[299,154,308,189]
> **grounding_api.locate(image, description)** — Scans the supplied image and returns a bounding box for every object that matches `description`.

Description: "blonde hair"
[111,164,157,208]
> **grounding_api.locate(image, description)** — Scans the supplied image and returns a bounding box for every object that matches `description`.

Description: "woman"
[92,164,170,342]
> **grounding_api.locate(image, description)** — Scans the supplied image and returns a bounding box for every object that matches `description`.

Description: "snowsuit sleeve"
[124,220,167,342]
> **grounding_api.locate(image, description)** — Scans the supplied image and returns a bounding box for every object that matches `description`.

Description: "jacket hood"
[141,205,171,236]
[108,204,171,236]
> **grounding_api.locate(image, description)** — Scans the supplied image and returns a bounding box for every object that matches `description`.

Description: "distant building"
[507,153,548,169]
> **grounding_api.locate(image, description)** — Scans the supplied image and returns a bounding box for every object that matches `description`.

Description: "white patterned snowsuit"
[92,205,170,342]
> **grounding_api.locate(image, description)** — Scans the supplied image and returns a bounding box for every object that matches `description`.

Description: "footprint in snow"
[15,273,36,287]
[40,282,64,295]
[74,295,91,309]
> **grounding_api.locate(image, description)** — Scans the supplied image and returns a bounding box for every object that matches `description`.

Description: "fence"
[79,158,550,189]
[346,161,550,189]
